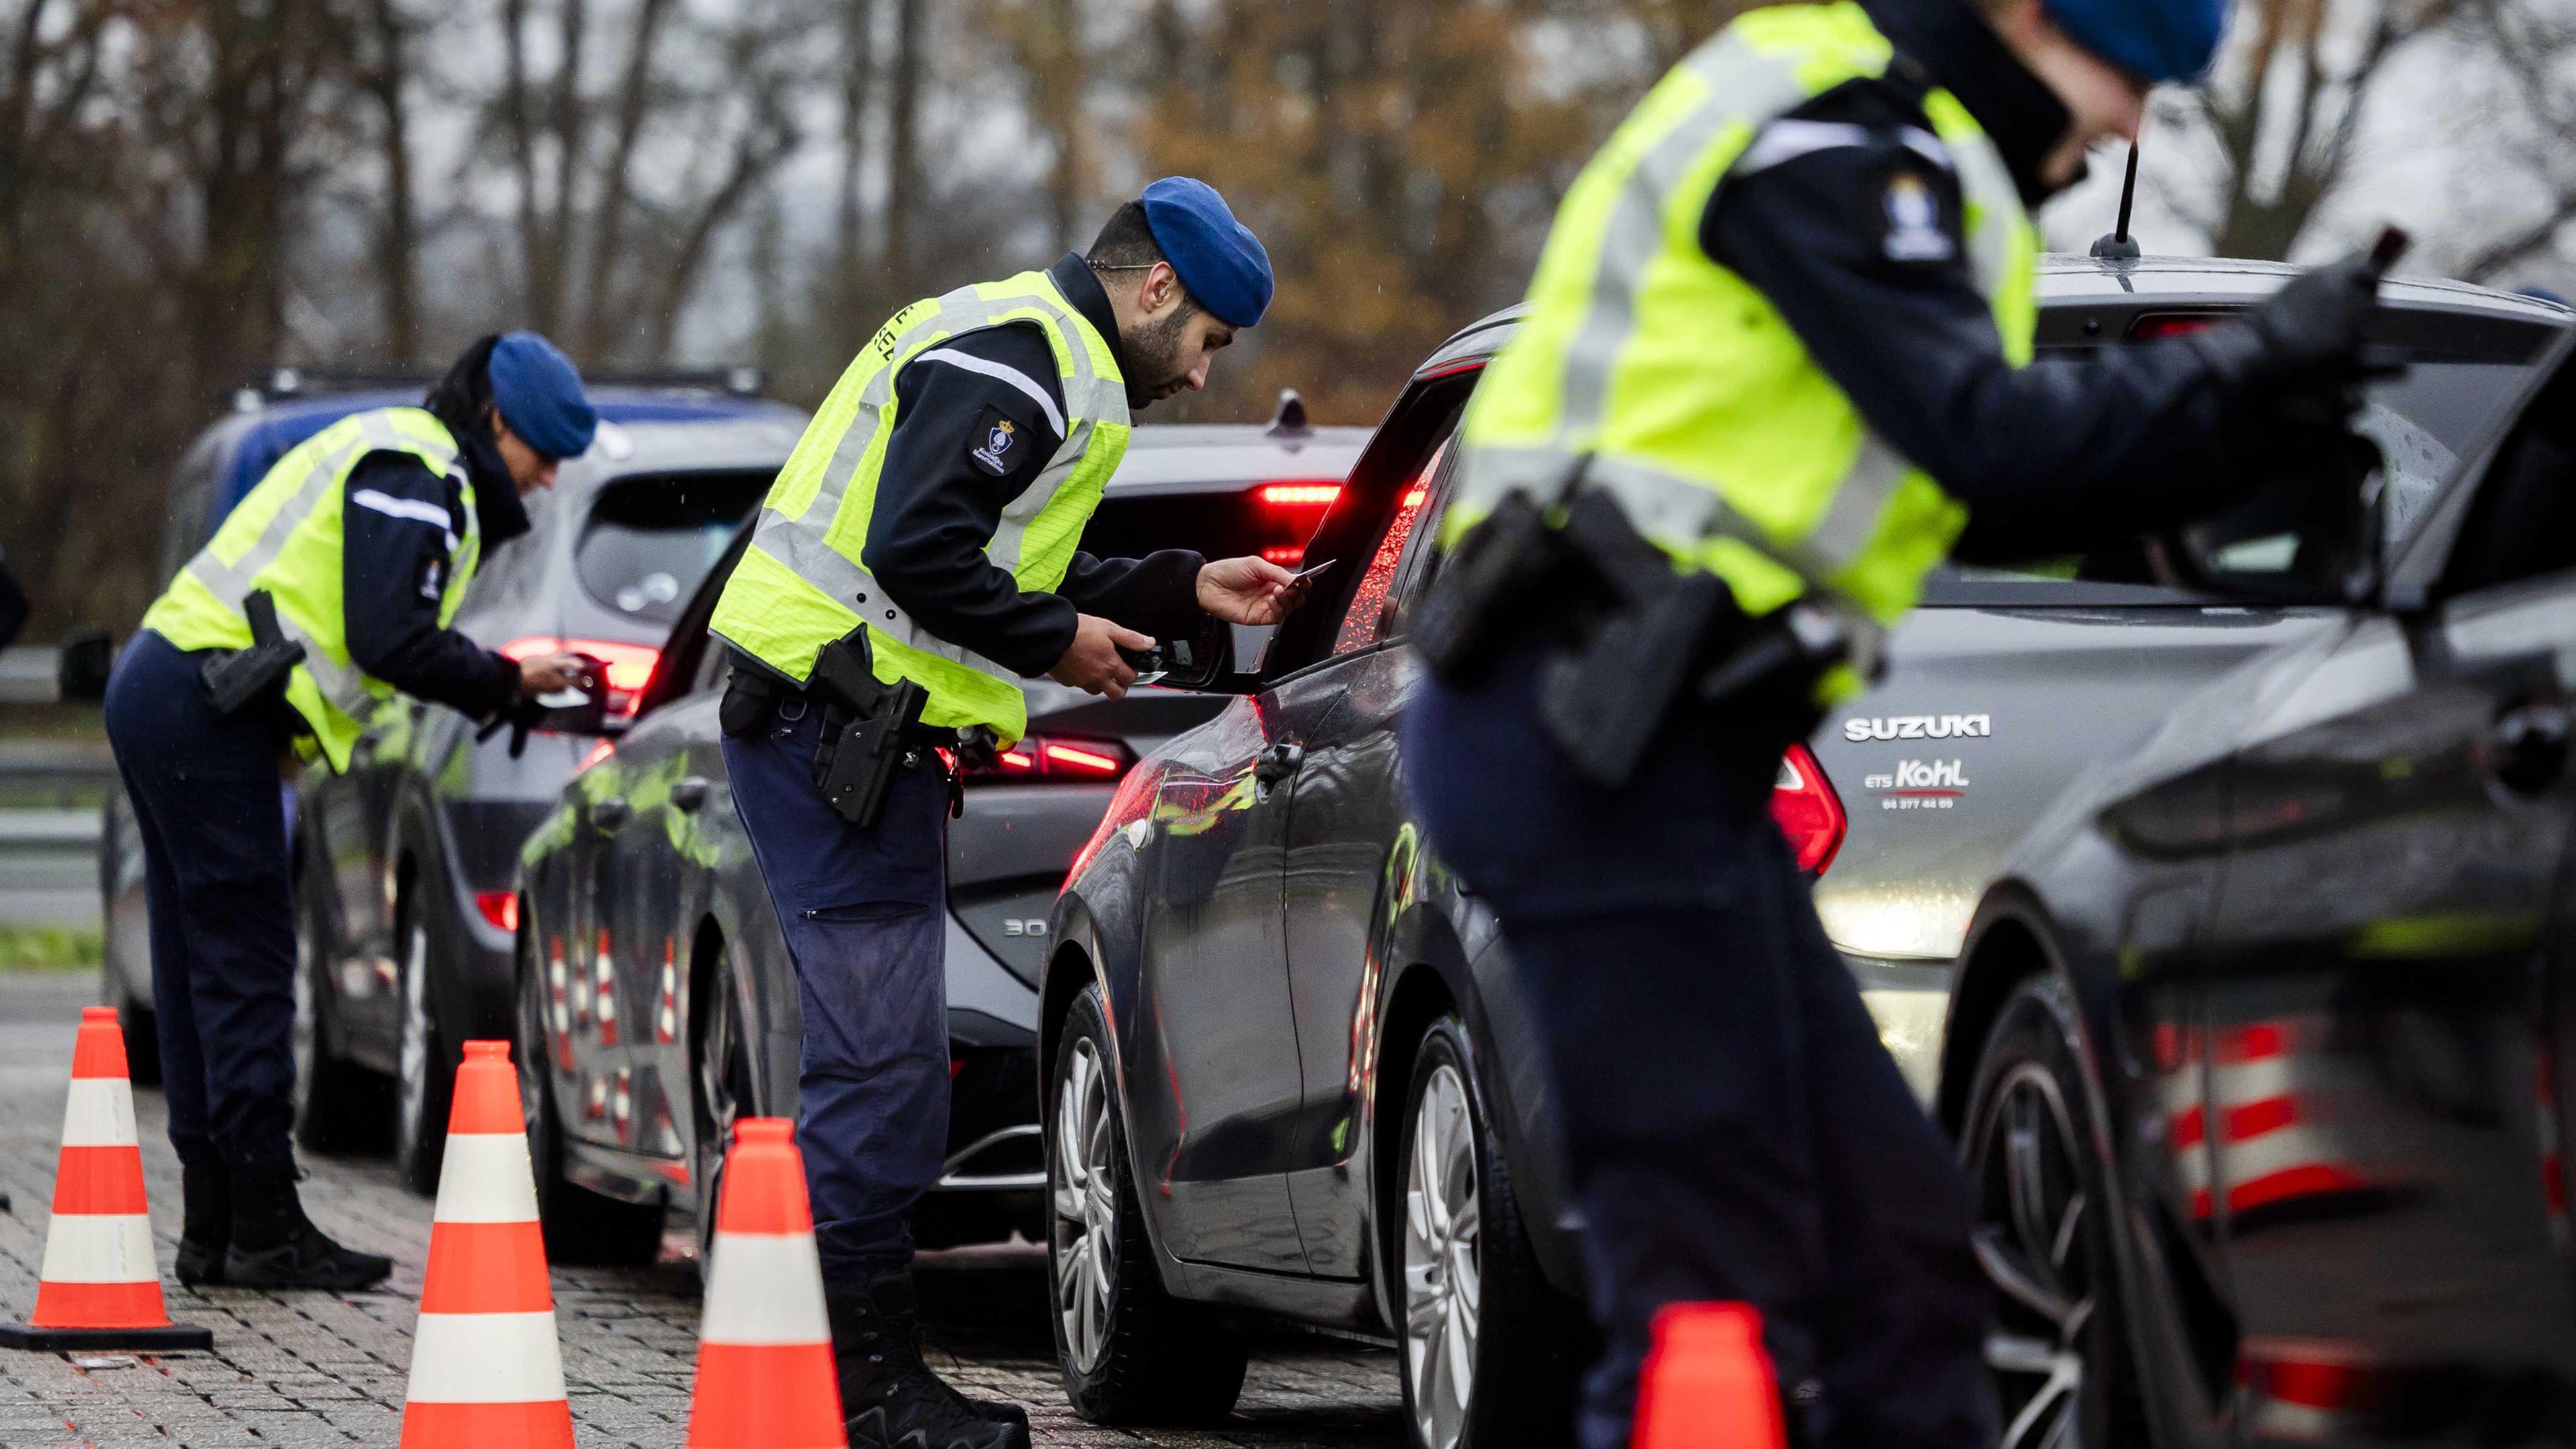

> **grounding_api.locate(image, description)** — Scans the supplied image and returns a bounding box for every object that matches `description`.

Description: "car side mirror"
[56,629,113,703]
[1144,619,1253,694]
[2155,433,2386,606]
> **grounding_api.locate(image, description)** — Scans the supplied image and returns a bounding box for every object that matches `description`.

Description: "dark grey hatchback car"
[1040,262,2565,1449]
[1937,319,2576,1449]
[506,415,1370,1263]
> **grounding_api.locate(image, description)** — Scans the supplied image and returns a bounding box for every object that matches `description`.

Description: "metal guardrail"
[0,647,60,706]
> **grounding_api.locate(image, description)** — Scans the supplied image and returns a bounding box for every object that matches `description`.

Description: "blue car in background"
[99,369,797,1163]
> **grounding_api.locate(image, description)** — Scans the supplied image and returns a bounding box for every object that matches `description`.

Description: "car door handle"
[671,777,710,814]
[2491,702,2571,796]
[590,797,631,829]
[1254,742,1305,788]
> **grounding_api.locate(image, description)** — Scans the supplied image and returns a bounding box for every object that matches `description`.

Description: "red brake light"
[2129,313,2219,341]
[500,637,663,716]
[1771,744,1847,875]
[967,735,1131,782]
[475,891,519,934]
[1263,545,1306,566]
[1040,742,1124,775]
[1258,483,1342,508]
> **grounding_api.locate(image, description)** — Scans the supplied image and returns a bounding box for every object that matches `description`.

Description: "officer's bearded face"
[1122,303,1235,410]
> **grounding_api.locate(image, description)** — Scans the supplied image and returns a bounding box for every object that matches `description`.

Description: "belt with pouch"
[721,634,969,826]
[1415,479,1859,790]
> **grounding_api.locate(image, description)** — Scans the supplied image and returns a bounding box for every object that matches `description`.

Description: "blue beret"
[487,331,598,460]
[1139,177,1274,329]
[2042,0,2227,82]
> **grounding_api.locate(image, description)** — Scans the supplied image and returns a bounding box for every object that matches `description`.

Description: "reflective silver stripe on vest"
[184,415,462,602]
[747,280,1127,668]
[1464,25,2019,640]
[1554,33,1807,451]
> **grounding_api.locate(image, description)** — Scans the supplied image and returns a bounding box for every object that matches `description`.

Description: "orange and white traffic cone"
[398,1040,574,1449]
[1632,1301,1786,1449]
[0,1006,211,1351]
[687,1117,845,1449]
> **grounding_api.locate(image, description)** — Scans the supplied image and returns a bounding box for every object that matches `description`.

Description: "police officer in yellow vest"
[1401,0,2389,1444]
[706,180,1305,1449]
[107,335,598,1292]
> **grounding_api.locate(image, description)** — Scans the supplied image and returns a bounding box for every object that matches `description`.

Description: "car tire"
[1394,1015,1581,1449]
[517,926,665,1265]
[392,887,456,1195]
[1961,973,2145,1449]
[292,857,380,1152]
[1049,982,1248,1425]
[692,952,757,1279]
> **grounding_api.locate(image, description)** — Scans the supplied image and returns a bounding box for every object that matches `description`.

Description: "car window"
[578,472,769,627]
[1076,476,1345,570]
[2430,339,2576,596]
[1922,339,2546,606]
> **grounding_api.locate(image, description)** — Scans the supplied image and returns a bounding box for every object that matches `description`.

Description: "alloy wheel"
[1972,1060,2097,1449]
[1403,1061,1481,1449]
[1052,1036,1117,1373]
[395,917,434,1161]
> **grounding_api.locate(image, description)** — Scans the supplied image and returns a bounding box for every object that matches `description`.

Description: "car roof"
[1413,253,2574,378]
[1093,422,1373,496]
[192,386,808,527]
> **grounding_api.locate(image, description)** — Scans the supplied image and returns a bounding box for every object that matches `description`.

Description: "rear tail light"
[475,891,519,934]
[500,636,663,716]
[1772,743,1846,875]
[579,739,616,772]
[965,735,1131,782]
[1258,483,1341,508]
[2129,313,2220,340]
[1263,545,1306,566]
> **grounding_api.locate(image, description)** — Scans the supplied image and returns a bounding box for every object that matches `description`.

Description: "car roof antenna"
[2090,143,2143,262]
[1267,388,1310,437]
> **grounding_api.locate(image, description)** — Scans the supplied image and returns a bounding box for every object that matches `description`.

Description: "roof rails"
[233,362,769,413]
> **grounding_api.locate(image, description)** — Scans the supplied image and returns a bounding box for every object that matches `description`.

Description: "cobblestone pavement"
[0,972,1405,1448]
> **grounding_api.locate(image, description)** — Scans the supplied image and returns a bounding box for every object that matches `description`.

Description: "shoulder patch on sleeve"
[965,403,1032,478]
[1880,169,1957,264]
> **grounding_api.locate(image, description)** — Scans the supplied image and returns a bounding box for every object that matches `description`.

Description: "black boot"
[828,1272,1028,1449]
[172,1159,230,1286]
[222,1163,393,1291]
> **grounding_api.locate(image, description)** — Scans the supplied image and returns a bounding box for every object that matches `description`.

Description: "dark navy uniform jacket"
[337,411,526,720]
[1711,0,2261,564]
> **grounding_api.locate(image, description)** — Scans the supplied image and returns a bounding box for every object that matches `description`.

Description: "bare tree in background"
[2448,0,2576,282]
[2151,0,2457,260]
[479,0,812,366]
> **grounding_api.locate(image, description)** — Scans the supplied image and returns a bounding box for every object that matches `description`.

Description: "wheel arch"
[1937,882,2063,1136]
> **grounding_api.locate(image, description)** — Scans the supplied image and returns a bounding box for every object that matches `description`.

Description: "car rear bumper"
[1843,953,1956,1105]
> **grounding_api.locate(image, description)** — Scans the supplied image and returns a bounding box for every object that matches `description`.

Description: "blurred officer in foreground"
[706,179,1309,1449]
[109,334,597,1291]
[1403,0,2392,1443]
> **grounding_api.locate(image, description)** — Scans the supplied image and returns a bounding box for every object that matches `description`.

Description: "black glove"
[2188,254,2382,397]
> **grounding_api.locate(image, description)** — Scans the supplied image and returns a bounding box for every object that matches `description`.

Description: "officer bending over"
[1403,0,2383,1444]
[706,179,1308,1449]
[107,335,597,1291]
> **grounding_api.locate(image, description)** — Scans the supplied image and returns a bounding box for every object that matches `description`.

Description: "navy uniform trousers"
[720,698,952,1291]
[101,629,301,1171]
[1399,637,1996,1449]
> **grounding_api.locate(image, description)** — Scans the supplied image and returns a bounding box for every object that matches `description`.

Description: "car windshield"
[1922,348,2541,605]
[576,472,771,626]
